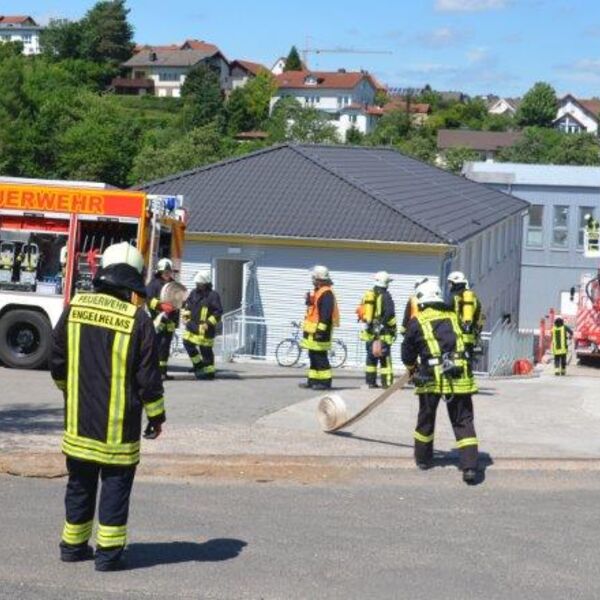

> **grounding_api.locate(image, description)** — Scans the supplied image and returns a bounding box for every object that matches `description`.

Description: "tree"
[443,146,479,173]
[267,96,303,141]
[226,70,277,134]
[0,41,24,60]
[288,107,339,143]
[496,127,562,163]
[283,46,303,71]
[130,122,236,184]
[374,89,390,107]
[516,82,558,128]
[396,133,437,163]
[368,110,412,145]
[181,64,224,128]
[345,126,364,144]
[40,19,83,59]
[79,0,135,64]
[549,133,600,166]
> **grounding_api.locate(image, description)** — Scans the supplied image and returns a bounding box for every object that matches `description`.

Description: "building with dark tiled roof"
[137,144,527,361]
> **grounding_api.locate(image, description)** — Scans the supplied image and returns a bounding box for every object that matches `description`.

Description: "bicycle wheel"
[329,339,348,369]
[275,339,302,367]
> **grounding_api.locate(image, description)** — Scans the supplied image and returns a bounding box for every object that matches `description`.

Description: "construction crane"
[301,46,392,67]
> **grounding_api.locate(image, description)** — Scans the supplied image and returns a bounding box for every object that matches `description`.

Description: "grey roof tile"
[137,144,528,245]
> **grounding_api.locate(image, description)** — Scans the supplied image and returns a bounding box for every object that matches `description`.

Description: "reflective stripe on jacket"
[401,305,478,396]
[50,292,165,466]
[182,287,223,347]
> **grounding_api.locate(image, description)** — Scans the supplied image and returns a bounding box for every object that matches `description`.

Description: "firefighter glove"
[143,420,162,439]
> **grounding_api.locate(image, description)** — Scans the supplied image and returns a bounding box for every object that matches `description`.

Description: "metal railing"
[475,319,535,376]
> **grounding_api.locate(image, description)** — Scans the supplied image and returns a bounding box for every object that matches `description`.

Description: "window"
[134,70,146,79]
[526,205,544,247]
[578,206,596,247]
[158,71,179,82]
[552,205,569,248]
[349,114,357,124]
[21,34,32,43]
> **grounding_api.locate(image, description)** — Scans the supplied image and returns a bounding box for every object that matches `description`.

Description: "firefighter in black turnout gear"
[146,258,179,380]
[299,265,340,390]
[551,316,572,376]
[401,279,479,484]
[50,242,165,571]
[182,269,223,379]
[357,271,397,388]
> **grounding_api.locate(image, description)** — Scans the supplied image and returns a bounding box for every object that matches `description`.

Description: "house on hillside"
[114,39,230,97]
[271,70,382,139]
[380,98,431,125]
[488,97,520,116]
[463,161,600,328]
[138,144,526,363]
[229,60,268,89]
[554,95,600,134]
[437,129,522,163]
[0,15,42,55]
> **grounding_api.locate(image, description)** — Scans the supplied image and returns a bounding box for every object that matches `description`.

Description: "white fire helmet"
[101,242,144,274]
[447,271,468,287]
[193,269,212,285]
[311,265,330,281]
[415,279,443,306]
[156,258,173,273]
[374,271,393,288]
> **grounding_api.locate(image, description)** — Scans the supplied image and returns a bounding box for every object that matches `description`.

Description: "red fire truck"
[0,177,185,369]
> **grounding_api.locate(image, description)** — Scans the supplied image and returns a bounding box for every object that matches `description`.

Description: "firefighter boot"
[462,469,477,484]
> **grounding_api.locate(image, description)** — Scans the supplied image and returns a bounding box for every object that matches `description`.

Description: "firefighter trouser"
[308,350,332,388]
[554,354,567,375]
[183,340,215,377]
[157,330,173,374]
[414,393,478,471]
[61,457,135,568]
[365,341,393,387]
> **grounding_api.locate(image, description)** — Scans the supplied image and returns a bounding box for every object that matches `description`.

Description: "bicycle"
[275,320,348,368]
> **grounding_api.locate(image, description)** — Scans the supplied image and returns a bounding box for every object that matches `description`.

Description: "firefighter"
[357,271,397,388]
[447,271,483,354]
[146,258,179,381]
[552,316,572,376]
[401,279,479,484]
[400,277,429,334]
[585,213,600,252]
[50,242,165,571]
[182,270,222,379]
[299,265,339,390]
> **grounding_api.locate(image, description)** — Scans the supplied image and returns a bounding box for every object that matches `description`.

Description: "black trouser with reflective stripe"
[414,393,478,470]
[554,354,567,375]
[157,330,173,374]
[183,340,215,376]
[61,457,135,567]
[365,341,393,387]
[308,350,332,388]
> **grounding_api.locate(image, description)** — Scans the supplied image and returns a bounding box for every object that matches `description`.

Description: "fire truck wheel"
[0,309,52,369]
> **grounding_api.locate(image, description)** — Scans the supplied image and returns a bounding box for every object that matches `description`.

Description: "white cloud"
[466,47,489,63]
[435,0,508,12]
[416,27,467,48]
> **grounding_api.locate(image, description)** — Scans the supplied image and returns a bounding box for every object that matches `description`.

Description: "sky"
[9,0,600,97]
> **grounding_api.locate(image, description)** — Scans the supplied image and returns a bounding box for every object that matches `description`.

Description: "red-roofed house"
[271,69,382,139]
[554,95,600,134]
[0,15,42,55]
[230,59,269,89]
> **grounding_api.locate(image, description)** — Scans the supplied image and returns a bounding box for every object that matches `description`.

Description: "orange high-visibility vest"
[304,285,340,333]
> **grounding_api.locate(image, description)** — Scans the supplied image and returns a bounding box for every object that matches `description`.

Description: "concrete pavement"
[1,360,600,470]
[1,470,599,600]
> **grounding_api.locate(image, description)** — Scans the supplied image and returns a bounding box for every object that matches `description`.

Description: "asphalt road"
[1,469,598,600]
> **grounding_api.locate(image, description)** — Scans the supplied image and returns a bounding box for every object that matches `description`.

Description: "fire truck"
[0,177,185,369]
[572,227,600,363]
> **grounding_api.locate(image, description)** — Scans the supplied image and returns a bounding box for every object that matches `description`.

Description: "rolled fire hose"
[153,281,188,331]
[317,371,411,433]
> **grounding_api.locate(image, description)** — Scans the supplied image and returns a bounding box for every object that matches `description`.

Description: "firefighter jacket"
[182,286,223,347]
[302,285,339,351]
[450,288,483,345]
[401,304,478,396]
[50,292,166,467]
[146,275,180,333]
[357,287,397,344]
[551,324,572,356]
[400,296,421,334]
